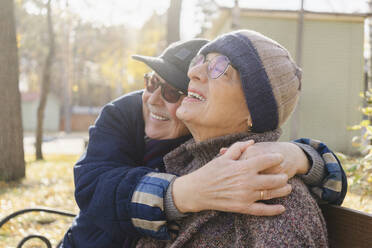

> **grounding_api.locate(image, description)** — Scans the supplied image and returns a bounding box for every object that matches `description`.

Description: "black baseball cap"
[132,39,209,93]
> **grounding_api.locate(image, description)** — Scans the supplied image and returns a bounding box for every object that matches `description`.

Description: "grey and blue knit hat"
[199,30,302,133]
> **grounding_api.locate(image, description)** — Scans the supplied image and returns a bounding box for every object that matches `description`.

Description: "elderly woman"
[136,30,328,247]
[62,39,344,248]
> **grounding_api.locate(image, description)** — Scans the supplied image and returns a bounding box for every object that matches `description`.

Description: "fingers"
[257,184,292,201]
[245,153,284,172]
[222,140,255,160]
[254,173,289,190]
[246,202,285,216]
[261,164,283,174]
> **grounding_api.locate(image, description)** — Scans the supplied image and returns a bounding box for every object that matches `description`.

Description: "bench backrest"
[320,204,372,248]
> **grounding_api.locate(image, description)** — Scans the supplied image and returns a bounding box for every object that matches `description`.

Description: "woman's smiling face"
[176,53,251,142]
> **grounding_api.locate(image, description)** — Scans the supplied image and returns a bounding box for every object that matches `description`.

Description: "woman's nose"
[148,87,164,105]
[188,63,208,83]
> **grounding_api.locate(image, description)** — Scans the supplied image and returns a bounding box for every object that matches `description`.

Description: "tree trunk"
[166,0,183,45]
[0,0,25,181]
[231,0,240,29]
[35,0,55,160]
[369,0,372,90]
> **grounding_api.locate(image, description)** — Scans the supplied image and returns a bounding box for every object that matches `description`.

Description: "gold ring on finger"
[260,190,264,200]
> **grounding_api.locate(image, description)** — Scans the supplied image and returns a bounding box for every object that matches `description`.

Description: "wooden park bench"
[1,205,371,247]
[320,204,372,248]
[0,208,76,248]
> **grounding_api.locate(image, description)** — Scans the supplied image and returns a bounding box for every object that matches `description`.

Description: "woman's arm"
[170,142,291,216]
[224,139,346,204]
[245,140,347,204]
[131,141,292,241]
[169,139,347,219]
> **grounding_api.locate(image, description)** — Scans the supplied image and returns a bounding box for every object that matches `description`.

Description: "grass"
[342,192,372,213]
[0,155,79,248]
[0,154,371,247]
[335,153,372,214]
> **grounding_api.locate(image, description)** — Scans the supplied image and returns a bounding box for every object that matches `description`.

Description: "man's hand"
[237,142,310,179]
[172,141,292,216]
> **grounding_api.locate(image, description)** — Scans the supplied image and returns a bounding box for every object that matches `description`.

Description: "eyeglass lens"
[144,73,182,103]
[145,74,159,93]
[189,54,230,79]
[209,56,230,79]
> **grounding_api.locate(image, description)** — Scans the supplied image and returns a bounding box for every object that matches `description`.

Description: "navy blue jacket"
[63,91,147,247]
[62,91,347,248]
[62,91,191,247]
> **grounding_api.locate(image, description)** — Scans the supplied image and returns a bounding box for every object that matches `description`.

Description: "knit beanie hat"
[199,30,301,133]
[132,39,209,93]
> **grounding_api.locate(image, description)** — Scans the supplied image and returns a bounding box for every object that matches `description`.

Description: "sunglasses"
[189,54,231,79]
[144,73,185,103]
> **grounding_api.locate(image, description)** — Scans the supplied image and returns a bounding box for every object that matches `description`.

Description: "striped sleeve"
[130,172,176,240]
[293,138,347,205]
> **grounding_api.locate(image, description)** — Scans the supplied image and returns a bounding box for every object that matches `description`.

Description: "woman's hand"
[172,141,292,216]
[236,142,310,179]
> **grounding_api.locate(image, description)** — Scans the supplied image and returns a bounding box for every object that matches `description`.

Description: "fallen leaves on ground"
[335,153,372,214]
[0,153,371,248]
[0,154,80,248]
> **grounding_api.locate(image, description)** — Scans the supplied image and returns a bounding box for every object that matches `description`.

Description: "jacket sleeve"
[73,92,172,242]
[129,172,177,240]
[292,138,348,205]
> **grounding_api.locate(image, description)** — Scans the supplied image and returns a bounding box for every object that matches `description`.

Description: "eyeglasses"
[189,54,231,79]
[144,73,185,103]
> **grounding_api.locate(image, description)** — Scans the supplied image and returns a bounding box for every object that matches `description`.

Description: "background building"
[204,3,369,154]
[21,92,60,132]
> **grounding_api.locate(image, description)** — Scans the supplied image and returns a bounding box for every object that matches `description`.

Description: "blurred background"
[1,0,372,247]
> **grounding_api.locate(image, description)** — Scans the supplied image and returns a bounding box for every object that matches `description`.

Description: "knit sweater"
[136,130,328,248]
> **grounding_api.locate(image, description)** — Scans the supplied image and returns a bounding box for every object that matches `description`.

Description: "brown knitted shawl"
[136,130,328,248]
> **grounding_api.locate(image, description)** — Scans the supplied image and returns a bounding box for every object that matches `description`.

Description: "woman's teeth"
[188,92,206,101]
[150,112,168,121]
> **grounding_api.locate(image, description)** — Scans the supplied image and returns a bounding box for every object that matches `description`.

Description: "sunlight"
[68,0,171,28]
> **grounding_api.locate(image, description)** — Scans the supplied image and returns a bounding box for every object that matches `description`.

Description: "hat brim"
[132,55,189,93]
